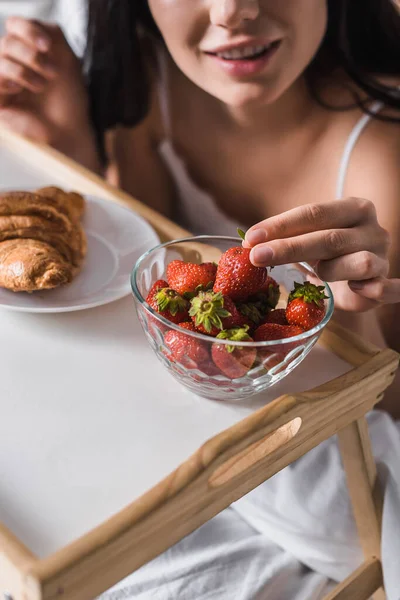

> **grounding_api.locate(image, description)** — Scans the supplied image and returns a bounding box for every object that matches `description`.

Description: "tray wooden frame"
[0,128,398,600]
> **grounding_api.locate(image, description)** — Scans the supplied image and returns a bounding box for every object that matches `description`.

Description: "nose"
[210,0,260,29]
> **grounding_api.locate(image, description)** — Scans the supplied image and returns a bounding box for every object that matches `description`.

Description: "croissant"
[0,188,87,293]
[36,186,85,222]
[0,239,74,291]
[0,214,83,266]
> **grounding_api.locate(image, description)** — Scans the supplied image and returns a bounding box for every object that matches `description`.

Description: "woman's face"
[148,0,328,108]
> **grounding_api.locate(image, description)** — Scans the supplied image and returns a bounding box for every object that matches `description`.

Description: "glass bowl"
[131,236,334,401]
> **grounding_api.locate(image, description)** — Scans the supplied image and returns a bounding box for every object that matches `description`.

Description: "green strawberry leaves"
[189,291,231,333]
[155,288,188,316]
[288,281,328,305]
[216,325,252,353]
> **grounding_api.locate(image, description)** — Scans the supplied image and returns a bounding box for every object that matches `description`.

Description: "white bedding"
[100,410,400,600]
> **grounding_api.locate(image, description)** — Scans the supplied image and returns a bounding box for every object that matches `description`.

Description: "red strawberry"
[189,291,244,336]
[213,247,268,302]
[254,322,304,368]
[212,326,256,379]
[199,361,222,378]
[253,275,280,309]
[165,321,220,377]
[286,281,327,331]
[147,279,168,296]
[262,308,288,326]
[254,322,304,343]
[167,260,217,297]
[178,321,197,332]
[164,325,209,369]
[146,279,190,324]
[236,301,263,327]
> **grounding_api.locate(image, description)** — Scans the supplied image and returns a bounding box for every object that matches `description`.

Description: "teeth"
[216,44,271,60]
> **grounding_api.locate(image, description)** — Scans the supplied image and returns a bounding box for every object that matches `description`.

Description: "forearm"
[56,127,103,175]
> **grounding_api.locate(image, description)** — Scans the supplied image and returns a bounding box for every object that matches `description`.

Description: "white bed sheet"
[100,410,400,600]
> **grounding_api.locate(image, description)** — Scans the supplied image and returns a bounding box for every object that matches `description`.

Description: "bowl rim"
[131,235,334,348]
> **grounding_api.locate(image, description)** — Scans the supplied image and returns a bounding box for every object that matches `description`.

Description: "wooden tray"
[0,128,398,600]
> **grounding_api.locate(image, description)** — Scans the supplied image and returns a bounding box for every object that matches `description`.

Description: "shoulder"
[343,110,400,236]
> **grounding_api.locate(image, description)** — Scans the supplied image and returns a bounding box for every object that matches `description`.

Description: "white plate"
[0,195,160,313]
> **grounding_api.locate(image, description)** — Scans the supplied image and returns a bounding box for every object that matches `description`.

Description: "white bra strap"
[156,46,172,139]
[335,101,384,199]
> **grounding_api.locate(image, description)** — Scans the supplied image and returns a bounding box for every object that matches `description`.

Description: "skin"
[0,2,399,414]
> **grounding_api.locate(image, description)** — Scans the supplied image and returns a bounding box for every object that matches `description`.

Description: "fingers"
[316,252,390,282]
[249,225,385,267]
[0,18,58,99]
[0,56,47,93]
[348,277,400,304]
[244,198,377,247]
[0,35,56,80]
[5,16,51,52]
[0,77,21,95]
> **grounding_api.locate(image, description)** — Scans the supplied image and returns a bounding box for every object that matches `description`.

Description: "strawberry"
[254,322,304,343]
[254,275,280,309]
[189,291,244,336]
[286,281,327,331]
[211,326,257,379]
[254,322,304,367]
[236,277,279,328]
[262,308,288,326]
[213,247,268,302]
[164,323,209,369]
[165,321,220,377]
[178,321,197,332]
[146,279,190,324]
[236,301,263,327]
[167,260,217,297]
[146,279,168,297]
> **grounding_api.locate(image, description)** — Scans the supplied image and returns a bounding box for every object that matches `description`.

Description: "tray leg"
[336,417,385,600]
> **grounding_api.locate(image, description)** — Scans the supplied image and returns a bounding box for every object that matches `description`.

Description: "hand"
[0,17,100,170]
[243,197,400,312]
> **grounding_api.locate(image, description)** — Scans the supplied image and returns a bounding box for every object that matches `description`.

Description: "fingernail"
[37,36,50,51]
[251,246,273,266]
[245,229,267,246]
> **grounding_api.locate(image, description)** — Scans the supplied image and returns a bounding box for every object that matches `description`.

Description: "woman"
[1,4,400,598]
[0,0,399,416]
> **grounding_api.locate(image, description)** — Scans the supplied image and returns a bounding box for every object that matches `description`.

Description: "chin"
[215,82,284,109]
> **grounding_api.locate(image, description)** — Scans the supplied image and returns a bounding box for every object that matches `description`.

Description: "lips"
[204,38,280,56]
[204,40,281,77]
[214,43,275,61]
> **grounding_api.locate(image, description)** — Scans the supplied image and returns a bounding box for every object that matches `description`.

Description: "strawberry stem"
[156,288,188,316]
[288,281,328,305]
[216,326,252,353]
[189,291,231,333]
[237,302,263,324]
